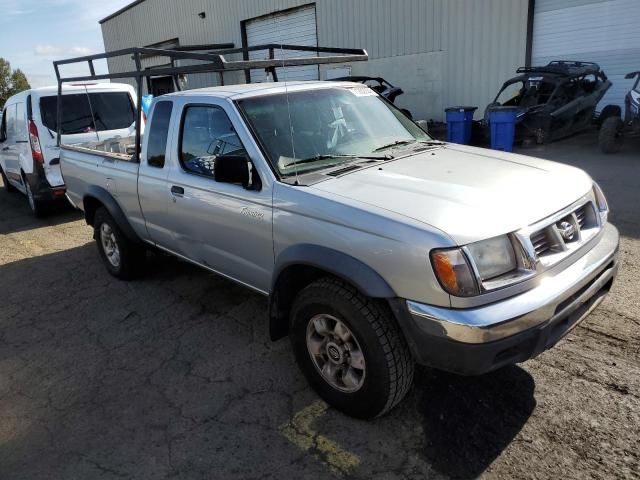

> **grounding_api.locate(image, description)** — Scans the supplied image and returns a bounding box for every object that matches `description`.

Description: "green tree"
[0,59,31,106]
[0,58,11,106]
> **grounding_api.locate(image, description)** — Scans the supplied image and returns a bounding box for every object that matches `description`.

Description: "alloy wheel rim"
[100,223,121,268]
[306,314,366,393]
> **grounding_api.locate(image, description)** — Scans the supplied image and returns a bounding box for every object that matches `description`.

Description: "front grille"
[531,230,552,256]
[529,201,598,260]
[575,204,587,229]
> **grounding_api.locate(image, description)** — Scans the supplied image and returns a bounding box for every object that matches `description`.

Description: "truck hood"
[311,144,593,245]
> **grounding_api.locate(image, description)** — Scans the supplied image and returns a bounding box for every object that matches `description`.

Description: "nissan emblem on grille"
[558,221,577,242]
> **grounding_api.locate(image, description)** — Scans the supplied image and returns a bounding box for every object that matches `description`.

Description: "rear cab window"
[146,101,173,168]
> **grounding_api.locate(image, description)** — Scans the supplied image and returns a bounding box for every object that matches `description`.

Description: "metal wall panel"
[246,5,319,82]
[100,0,529,120]
[532,0,640,109]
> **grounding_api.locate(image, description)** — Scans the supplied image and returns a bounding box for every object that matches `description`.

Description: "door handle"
[170,185,184,196]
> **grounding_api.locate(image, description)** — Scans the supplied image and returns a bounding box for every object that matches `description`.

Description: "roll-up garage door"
[531,0,640,110]
[246,5,319,83]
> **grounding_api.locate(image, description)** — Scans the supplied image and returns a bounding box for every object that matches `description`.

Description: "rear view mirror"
[214,155,250,188]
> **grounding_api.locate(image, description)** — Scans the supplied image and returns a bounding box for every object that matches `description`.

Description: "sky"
[0,0,132,87]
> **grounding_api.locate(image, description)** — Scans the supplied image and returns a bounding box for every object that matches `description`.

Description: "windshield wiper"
[280,153,392,168]
[372,139,417,152]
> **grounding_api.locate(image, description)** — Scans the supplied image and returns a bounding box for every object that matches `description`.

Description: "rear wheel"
[0,168,16,193]
[290,277,414,418]
[23,176,46,218]
[94,207,145,280]
[599,116,624,154]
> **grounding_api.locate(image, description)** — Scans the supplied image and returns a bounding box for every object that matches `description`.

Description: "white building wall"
[100,0,529,121]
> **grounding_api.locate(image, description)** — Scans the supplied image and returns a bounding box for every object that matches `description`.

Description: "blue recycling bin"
[489,107,519,152]
[445,106,477,144]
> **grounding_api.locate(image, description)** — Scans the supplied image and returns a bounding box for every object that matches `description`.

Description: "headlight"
[593,182,609,223]
[465,235,517,281]
[431,235,518,297]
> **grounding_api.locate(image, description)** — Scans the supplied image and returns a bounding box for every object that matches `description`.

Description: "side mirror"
[214,155,261,190]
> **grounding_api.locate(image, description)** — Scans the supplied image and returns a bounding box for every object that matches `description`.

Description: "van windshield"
[40,92,135,135]
[237,87,430,178]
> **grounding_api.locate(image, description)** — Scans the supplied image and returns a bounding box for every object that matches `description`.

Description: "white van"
[0,83,137,216]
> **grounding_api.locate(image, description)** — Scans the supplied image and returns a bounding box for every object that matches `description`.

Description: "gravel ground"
[0,130,638,479]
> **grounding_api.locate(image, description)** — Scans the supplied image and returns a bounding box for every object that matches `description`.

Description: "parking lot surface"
[1,131,638,479]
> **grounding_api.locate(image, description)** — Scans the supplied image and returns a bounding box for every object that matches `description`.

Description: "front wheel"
[290,278,414,418]
[94,207,145,280]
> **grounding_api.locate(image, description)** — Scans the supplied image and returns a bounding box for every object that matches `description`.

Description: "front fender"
[273,244,397,298]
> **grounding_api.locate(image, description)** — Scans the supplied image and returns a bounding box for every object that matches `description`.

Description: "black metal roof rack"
[52,44,368,159]
[516,61,603,78]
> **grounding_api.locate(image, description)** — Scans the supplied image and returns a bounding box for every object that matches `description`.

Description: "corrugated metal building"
[99,0,531,121]
[99,0,639,120]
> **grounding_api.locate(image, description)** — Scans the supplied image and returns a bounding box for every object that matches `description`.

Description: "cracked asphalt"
[0,130,639,479]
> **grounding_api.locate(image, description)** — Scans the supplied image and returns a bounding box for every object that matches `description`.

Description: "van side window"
[15,103,27,142]
[5,105,17,141]
[146,101,173,168]
[179,105,247,178]
[0,110,6,142]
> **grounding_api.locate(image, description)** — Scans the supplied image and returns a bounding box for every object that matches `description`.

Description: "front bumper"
[395,223,619,375]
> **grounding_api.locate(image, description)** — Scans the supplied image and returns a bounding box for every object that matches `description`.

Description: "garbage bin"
[445,106,477,144]
[489,107,519,152]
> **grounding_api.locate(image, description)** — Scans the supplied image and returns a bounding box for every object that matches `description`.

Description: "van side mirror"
[214,155,260,190]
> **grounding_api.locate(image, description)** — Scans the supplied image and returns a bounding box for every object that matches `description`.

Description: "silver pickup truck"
[61,81,619,418]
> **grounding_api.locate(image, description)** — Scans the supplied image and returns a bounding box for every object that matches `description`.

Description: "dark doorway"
[149,76,175,96]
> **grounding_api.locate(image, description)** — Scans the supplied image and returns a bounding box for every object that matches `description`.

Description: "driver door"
[164,100,274,293]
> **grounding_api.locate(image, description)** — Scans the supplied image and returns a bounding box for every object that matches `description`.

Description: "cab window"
[146,101,173,168]
[179,105,247,178]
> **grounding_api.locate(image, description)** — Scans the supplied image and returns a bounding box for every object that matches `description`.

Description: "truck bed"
[61,141,148,240]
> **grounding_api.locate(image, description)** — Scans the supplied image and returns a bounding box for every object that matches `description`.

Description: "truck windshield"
[40,92,135,135]
[237,87,430,177]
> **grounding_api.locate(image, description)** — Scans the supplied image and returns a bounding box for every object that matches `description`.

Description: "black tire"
[599,116,624,154]
[597,105,622,129]
[0,167,16,193]
[290,277,414,418]
[23,175,47,218]
[94,207,145,280]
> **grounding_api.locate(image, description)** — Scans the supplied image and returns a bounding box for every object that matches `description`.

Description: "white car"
[0,83,137,216]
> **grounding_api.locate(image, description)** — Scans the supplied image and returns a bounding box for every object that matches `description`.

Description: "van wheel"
[94,207,145,280]
[24,177,46,217]
[1,168,16,193]
[290,277,414,418]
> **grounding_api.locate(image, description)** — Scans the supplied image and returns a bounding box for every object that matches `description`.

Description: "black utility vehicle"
[484,61,611,144]
[599,71,640,153]
[332,76,413,118]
